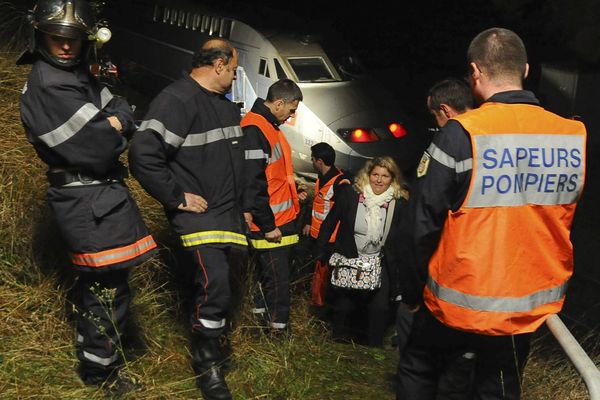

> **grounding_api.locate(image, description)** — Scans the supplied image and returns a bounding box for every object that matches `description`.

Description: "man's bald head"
[192,38,236,68]
[468,27,527,86]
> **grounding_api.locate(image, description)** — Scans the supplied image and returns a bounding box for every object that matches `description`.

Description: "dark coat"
[316,184,418,302]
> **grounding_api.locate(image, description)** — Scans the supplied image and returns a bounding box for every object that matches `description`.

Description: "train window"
[287,57,334,82]
[178,11,186,27]
[170,9,178,25]
[162,7,170,23]
[210,17,221,36]
[201,15,210,33]
[152,4,161,22]
[220,19,232,38]
[258,58,270,78]
[274,59,287,79]
[192,14,202,30]
[185,12,192,29]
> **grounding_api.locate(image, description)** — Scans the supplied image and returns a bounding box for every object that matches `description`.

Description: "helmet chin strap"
[36,46,82,69]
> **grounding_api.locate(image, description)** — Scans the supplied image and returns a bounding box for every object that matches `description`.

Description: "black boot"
[192,337,232,400]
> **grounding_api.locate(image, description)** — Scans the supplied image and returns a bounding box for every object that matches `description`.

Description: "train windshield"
[287,57,335,82]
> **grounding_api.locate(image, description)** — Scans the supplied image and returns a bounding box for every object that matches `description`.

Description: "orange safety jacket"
[423,102,586,336]
[241,112,300,247]
[310,171,350,242]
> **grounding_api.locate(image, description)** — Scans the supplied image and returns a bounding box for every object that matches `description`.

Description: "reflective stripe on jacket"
[240,112,300,234]
[424,102,586,336]
[310,171,350,242]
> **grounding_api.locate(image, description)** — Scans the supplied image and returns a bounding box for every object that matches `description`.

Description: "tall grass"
[0,50,596,399]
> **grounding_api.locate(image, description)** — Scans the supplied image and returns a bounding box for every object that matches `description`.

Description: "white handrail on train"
[546,314,600,399]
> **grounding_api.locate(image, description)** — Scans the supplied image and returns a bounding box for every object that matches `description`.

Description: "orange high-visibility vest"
[310,171,350,242]
[241,111,300,232]
[423,102,586,336]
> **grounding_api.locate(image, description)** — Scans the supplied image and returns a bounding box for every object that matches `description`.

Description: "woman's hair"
[354,156,407,199]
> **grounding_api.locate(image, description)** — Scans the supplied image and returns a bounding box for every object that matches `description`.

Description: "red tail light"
[338,128,379,143]
[389,122,408,138]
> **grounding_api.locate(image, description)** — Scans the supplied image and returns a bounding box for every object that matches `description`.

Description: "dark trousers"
[396,308,531,400]
[75,269,131,383]
[252,246,292,329]
[331,265,390,346]
[188,246,233,339]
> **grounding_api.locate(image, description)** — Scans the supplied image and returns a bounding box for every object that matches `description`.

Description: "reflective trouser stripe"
[82,350,119,367]
[250,234,299,249]
[71,235,157,267]
[271,322,287,329]
[427,276,568,313]
[252,307,266,314]
[181,230,248,247]
[199,318,226,329]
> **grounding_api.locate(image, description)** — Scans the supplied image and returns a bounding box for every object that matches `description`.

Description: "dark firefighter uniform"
[128,74,247,368]
[20,59,157,384]
[241,99,300,332]
[397,90,586,399]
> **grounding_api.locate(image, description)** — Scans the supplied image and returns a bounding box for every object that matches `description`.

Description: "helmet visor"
[37,23,88,40]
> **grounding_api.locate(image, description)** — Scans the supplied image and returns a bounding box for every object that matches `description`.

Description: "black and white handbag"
[329,199,395,290]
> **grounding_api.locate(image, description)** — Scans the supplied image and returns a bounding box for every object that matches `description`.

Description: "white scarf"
[362,184,394,245]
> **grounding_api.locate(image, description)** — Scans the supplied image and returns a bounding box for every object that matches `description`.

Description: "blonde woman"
[317,156,408,346]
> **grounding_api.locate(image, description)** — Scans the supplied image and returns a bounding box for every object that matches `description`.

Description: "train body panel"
[105,0,422,176]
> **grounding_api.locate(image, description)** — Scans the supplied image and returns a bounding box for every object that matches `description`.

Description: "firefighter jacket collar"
[250,98,282,128]
[485,90,539,106]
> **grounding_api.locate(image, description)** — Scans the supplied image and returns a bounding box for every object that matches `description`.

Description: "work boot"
[192,337,232,400]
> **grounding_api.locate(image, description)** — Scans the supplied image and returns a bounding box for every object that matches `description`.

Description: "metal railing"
[546,314,600,399]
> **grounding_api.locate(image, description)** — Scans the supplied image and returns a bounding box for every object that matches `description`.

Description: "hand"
[298,190,308,202]
[178,192,208,213]
[264,228,282,243]
[243,212,253,229]
[302,224,311,236]
[107,116,123,133]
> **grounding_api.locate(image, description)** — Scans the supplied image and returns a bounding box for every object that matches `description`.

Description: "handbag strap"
[382,199,395,245]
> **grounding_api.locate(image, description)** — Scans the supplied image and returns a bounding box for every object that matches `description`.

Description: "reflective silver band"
[269,143,283,164]
[252,307,267,314]
[138,121,243,149]
[100,87,114,109]
[138,119,185,147]
[62,179,120,187]
[312,209,327,220]
[427,276,567,313]
[183,126,243,147]
[271,199,293,214]
[427,143,473,173]
[199,318,226,329]
[245,149,269,160]
[39,103,100,147]
[83,350,119,367]
[271,322,287,329]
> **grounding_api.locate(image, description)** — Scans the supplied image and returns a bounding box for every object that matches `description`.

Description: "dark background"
[4,0,600,326]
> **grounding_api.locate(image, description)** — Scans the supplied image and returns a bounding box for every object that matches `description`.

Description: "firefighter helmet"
[33,0,95,40]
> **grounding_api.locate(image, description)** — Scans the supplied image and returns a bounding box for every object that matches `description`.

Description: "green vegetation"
[0,51,594,399]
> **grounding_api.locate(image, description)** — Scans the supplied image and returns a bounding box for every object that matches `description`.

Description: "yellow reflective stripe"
[181,230,248,247]
[250,234,299,249]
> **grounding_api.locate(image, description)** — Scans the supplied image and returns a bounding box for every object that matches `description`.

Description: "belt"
[47,168,126,187]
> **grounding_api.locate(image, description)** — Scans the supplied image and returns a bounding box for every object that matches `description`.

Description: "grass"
[0,49,597,399]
